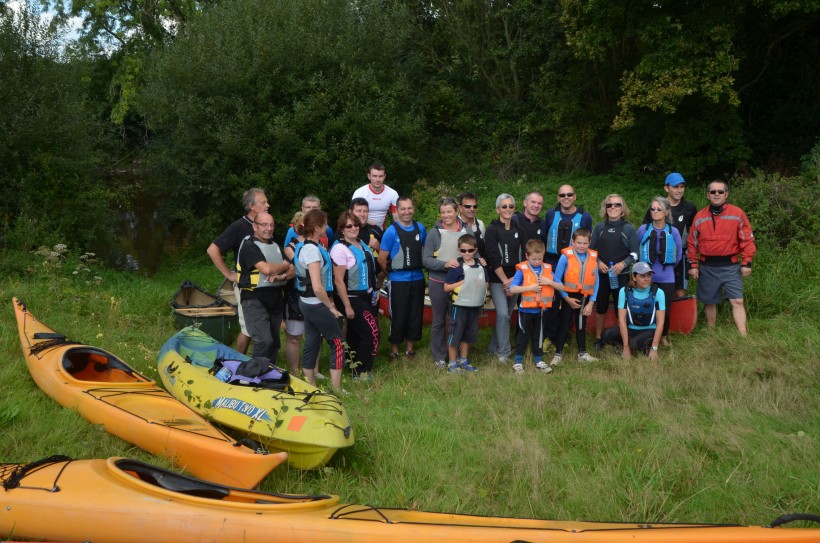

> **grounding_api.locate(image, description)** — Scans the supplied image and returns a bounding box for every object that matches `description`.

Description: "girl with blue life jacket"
[294,209,345,393]
[600,262,666,362]
[330,212,379,382]
[589,194,640,351]
[636,196,681,343]
[282,211,307,375]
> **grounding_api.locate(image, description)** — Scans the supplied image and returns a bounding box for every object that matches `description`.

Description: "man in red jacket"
[687,180,756,336]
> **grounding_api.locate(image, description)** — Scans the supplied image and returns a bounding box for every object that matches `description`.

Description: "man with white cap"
[599,261,666,362]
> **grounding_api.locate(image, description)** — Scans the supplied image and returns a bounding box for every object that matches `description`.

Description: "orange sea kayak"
[0,456,817,543]
[11,298,286,488]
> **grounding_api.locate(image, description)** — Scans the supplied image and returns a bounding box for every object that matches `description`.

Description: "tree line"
[1,0,818,254]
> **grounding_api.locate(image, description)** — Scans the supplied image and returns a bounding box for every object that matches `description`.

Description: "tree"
[138,0,427,237]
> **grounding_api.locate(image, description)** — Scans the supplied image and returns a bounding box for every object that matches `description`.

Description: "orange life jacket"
[561,247,597,295]
[516,262,554,309]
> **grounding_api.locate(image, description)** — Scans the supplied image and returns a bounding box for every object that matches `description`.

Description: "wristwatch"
[651,346,658,351]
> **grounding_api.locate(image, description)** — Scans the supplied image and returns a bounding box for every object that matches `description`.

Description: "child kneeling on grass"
[552,228,599,365]
[443,234,488,373]
[600,261,666,362]
[509,239,565,374]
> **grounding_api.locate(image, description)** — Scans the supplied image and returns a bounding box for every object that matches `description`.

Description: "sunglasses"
[459,248,476,253]
[461,204,478,209]
[439,197,457,205]
[558,192,575,198]
[499,204,515,210]
[650,207,664,212]
[343,223,359,229]
[605,202,623,208]
[709,189,727,195]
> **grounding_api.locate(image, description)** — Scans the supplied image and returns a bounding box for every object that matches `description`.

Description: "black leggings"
[346,295,379,375]
[601,325,656,354]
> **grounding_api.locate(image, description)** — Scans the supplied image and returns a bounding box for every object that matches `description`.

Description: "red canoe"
[379,288,696,335]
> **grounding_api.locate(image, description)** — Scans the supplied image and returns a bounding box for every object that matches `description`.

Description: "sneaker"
[535,361,553,373]
[389,352,400,362]
[314,372,326,380]
[578,352,598,363]
[497,356,509,364]
[592,339,604,352]
[447,362,463,374]
[550,354,563,366]
[459,360,478,372]
[434,360,447,369]
[512,363,525,375]
[404,350,416,359]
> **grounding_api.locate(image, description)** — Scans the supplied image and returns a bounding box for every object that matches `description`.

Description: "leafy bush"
[731,169,819,249]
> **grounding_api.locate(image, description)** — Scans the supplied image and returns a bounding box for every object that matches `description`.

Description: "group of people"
[207,164,757,390]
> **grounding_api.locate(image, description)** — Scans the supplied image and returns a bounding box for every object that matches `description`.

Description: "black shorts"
[447,305,480,345]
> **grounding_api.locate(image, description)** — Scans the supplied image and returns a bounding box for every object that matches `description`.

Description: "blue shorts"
[697,263,744,304]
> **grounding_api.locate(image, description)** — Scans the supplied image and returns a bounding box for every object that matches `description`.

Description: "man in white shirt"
[351,162,399,228]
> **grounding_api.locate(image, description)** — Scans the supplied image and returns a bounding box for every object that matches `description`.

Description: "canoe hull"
[378,288,697,334]
[1,457,816,543]
[12,298,284,488]
[157,326,354,469]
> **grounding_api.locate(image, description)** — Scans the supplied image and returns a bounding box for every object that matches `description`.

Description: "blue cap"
[665,172,685,186]
[632,262,654,275]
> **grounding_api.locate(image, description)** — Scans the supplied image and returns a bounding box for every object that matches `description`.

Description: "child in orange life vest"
[443,234,488,373]
[509,239,565,374]
[551,228,599,364]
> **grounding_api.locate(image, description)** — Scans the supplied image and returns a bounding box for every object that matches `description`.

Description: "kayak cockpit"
[114,459,334,505]
[63,348,151,384]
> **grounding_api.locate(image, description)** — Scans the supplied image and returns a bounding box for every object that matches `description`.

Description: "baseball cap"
[665,172,685,186]
[632,262,655,275]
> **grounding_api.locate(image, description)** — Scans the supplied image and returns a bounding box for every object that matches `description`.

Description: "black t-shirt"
[212,215,254,270]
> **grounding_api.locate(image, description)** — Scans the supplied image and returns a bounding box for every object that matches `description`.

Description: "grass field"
[1,176,818,528]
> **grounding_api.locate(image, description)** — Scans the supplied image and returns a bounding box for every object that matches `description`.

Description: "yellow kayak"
[1,456,816,543]
[12,298,285,488]
[157,326,354,469]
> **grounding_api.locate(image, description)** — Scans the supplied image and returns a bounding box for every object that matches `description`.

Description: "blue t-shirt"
[553,251,599,302]
[381,222,427,282]
[283,225,334,248]
[617,285,666,331]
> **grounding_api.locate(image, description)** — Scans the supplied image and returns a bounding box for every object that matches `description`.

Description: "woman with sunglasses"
[423,197,474,368]
[590,194,640,350]
[330,211,379,381]
[636,196,682,342]
[483,193,523,363]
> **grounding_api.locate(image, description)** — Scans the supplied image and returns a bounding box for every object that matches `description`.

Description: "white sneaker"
[314,372,326,380]
[550,354,563,366]
[578,352,598,363]
[434,360,447,369]
[497,356,509,364]
[512,363,525,374]
[535,361,553,373]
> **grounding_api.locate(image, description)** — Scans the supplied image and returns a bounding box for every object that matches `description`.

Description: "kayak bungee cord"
[1,455,72,492]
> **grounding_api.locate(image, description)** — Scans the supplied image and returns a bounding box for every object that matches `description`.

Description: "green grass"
[1,179,818,529]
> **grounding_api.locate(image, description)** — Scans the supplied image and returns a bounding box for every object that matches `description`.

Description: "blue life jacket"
[338,239,377,295]
[294,240,333,296]
[640,224,677,266]
[546,210,584,255]
[625,284,659,327]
